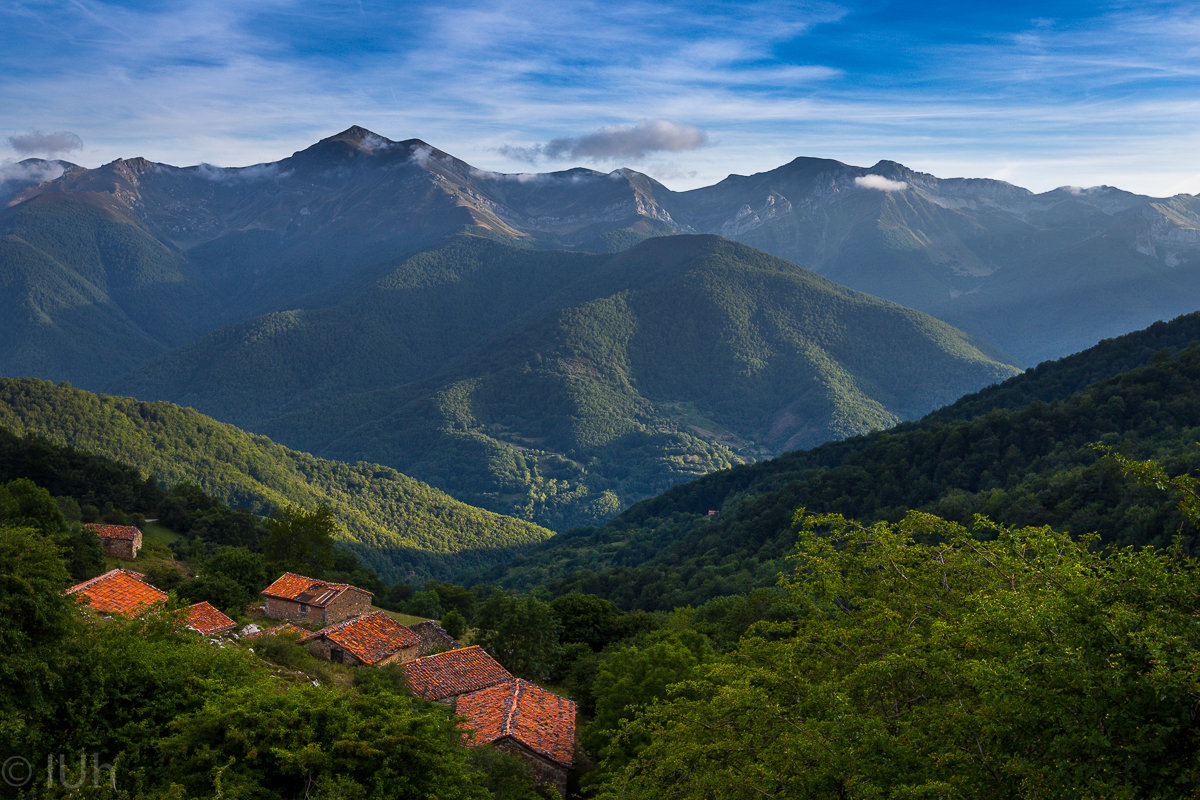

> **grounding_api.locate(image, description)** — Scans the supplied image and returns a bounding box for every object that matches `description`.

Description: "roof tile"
[184,601,238,635]
[457,679,577,768]
[66,569,168,616]
[300,611,420,664]
[403,645,513,701]
[82,523,141,541]
[261,572,371,606]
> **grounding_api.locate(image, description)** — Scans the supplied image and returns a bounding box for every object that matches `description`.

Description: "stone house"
[457,678,577,796]
[66,569,168,616]
[299,610,422,666]
[260,572,372,625]
[183,601,238,636]
[408,619,462,656]
[402,645,513,704]
[83,523,143,560]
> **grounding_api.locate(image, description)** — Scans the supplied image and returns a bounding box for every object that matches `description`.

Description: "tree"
[158,684,510,799]
[550,592,629,652]
[583,629,714,787]
[202,545,272,597]
[0,477,66,534]
[473,590,563,679]
[0,478,102,579]
[440,609,467,639]
[596,511,1200,799]
[261,505,337,576]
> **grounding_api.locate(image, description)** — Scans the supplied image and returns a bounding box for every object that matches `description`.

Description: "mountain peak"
[323,125,395,149]
[866,159,913,179]
[340,124,376,139]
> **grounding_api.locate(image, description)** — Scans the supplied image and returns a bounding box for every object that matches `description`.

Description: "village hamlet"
[55,566,579,795]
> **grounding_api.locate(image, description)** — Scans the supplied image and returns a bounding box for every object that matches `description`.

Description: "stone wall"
[100,532,141,560]
[264,596,308,622]
[322,588,372,623]
[496,739,569,797]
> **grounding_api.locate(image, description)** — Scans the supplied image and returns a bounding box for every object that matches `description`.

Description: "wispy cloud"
[1,1,1200,196]
[505,120,708,164]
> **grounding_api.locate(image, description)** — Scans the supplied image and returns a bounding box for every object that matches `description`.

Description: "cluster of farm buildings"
[68,524,577,795]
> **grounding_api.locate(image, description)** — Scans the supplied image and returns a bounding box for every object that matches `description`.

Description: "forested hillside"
[122,234,1017,528]
[0,378,551,581]
[480,312,1200,607]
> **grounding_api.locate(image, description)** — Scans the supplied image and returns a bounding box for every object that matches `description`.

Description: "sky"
[3,0,1200,195]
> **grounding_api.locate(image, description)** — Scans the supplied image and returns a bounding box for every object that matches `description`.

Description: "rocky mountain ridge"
[9,125,1199,363]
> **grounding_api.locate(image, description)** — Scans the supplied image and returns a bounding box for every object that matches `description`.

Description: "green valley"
[0,377,551,581]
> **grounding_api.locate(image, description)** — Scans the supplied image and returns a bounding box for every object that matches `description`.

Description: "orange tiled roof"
[261,572,371,606]
[403,645,513,701]
[299,611,420,664]
[457,679,577,768]
[83,523,141,541]
[66,569,168,616]
[184,601,238,635]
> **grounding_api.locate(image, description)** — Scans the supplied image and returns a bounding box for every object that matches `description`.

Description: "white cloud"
[0,158,67,186]
[855,174,908,192]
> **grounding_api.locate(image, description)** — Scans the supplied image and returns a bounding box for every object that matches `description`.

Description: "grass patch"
[373,606,430,626]
[141,521,183,547]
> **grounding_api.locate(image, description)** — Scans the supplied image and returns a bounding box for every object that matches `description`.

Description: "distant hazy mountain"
[667,159,1200,364]
[7,126,1198,370]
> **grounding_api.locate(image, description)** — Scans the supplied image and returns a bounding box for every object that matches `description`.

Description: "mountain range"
[3,125,1197,525]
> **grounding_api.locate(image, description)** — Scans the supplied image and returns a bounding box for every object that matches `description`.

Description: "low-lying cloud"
[855,174,908,192]
[8,130,84,158]
[0,159,68,188]
[503,120,708,164]
[194,162,291,183]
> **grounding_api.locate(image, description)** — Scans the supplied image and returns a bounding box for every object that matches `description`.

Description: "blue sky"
[3,0,1199,194]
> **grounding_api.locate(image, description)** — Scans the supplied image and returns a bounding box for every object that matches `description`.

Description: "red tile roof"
[457,679,577,768]
[403,645,513,701]
[83,523,141,541]
[299,611,420,664]
[66,569,168,616]
[261,572,371,606]
[184,601,238,635]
